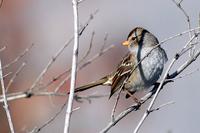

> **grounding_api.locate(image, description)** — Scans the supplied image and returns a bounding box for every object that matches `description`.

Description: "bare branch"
[172,0,191,36]
[0,91,66,103]
[78,9,99,36]
[169,49,200,79]
[0,59,15,133]
[79,31,95,63]
[64,0,79,132]
[169,68,199,81]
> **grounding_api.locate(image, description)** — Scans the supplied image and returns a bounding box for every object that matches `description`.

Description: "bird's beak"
[122,40,130,47]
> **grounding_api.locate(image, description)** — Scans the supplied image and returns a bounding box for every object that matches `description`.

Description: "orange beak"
[122,40,130,47]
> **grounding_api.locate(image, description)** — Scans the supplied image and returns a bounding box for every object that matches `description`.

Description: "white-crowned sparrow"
[75,27,168,99]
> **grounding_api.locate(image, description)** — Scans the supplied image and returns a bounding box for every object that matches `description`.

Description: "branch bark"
[0,59,15,133]
[64,0,79,132]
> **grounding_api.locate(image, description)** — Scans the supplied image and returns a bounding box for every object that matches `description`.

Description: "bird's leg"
[125,90,141,105]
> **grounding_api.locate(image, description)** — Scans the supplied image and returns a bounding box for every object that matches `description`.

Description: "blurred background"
[0,0,200,133]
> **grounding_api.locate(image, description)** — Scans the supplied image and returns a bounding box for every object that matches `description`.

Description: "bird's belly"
[126,47,167,92]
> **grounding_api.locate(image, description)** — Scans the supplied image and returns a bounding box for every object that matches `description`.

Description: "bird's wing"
[110,53,135,98]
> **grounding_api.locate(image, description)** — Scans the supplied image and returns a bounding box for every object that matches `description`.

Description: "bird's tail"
[73,76,109,93]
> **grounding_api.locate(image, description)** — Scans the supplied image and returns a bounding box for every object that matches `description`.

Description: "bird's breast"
[126,47,167,92]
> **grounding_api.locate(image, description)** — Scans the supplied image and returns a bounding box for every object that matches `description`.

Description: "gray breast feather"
[132,47,167,91]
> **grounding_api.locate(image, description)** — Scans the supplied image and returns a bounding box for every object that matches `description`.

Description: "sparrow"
[74,27,168,99]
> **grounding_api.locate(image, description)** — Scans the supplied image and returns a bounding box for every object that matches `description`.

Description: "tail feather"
[73,77,108,93]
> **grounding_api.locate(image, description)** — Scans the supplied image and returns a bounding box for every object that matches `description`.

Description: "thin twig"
[3,72,12,78]
[149,101,175,113]
[172,0,192,37]
[0,59,15,133]
[172,0,193,56]
[81,31,95,62]
[64,0,79,132]
[111,88,122,122]
[3,43,34,69]
[169,50,200,79]
[79,9,99,36]
[6,62,26,92]
[168,68,199,81]
[29,98,74,133]
[180,41,199,57]
[100,33,108,55]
